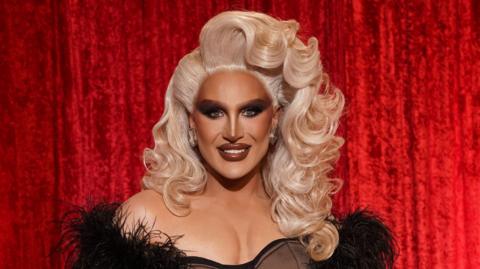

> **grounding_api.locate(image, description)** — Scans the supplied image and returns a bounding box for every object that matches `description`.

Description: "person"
[63,11,394,269]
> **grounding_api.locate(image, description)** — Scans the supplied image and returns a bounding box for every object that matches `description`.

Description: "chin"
[206,154,264,180]
[216,164,256,180]
[201,148,266,181]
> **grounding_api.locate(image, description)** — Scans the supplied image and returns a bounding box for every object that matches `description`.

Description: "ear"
[272,105,283,129]
[188,112,196,129]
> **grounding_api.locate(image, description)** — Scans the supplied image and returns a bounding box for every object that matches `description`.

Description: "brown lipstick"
[217,143,251,161]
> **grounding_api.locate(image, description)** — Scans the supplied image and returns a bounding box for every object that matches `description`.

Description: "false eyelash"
[197,105,224,118]
[241,105,265,117]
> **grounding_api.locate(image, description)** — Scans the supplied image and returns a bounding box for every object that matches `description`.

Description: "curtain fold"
[0,1,478,268]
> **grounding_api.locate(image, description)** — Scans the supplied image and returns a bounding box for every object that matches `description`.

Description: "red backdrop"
[1,1,479,268]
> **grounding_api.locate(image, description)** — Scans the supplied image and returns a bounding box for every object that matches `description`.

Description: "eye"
[208,109,224,119]
[241,105,264,118]
[201,108,225,119]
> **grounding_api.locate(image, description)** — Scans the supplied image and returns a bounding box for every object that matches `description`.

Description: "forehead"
[196,70,271,103]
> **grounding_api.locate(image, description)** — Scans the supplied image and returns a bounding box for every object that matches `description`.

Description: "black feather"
[60,204,394,269]
[60,203,187,269]
[310,210,396,269]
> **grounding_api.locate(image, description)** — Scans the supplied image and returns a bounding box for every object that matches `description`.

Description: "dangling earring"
[269,127,278,145]
[188,128,197,147]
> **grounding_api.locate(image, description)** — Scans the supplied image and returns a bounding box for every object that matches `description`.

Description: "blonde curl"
[142,11,345,261]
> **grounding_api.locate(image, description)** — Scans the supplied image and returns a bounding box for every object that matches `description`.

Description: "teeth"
[222,149,247,154]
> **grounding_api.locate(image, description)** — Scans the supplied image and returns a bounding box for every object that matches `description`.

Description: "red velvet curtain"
[1,1,478,268]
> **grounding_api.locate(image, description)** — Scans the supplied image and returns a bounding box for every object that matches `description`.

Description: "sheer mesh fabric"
[180,238,311,269]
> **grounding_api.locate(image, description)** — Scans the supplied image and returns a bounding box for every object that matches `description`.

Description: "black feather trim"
[60,203,187,269]
[310,210,396,269]
[60,204,394,269]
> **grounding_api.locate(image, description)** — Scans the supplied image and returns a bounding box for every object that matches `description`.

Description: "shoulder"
[311,210,396,269]
[119,189,175,238]
[61,191,187,269]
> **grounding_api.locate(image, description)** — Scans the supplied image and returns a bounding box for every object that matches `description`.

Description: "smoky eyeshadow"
[195,98,271,118]
[196,100,224,117]
[239,99,270,116]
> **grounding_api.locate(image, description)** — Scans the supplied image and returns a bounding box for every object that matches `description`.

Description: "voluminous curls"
[142,11,345,261]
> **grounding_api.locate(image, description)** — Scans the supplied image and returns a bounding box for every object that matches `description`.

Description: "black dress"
[61,203,395,269]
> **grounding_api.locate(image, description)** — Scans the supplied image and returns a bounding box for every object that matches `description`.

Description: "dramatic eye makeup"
[195,99,271,119]
[239,99,270,118]
[196,101,225,119]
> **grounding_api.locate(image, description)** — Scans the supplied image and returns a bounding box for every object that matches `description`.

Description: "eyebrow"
[195,98,272,110]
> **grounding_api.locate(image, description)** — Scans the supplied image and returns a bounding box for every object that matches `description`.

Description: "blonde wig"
[142,11,345,261]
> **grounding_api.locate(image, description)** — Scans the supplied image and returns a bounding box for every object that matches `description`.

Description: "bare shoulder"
[118,189,176,237]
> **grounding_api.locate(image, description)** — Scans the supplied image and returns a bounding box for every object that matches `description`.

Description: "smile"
[217,143,251,161]
[221,149,247,154]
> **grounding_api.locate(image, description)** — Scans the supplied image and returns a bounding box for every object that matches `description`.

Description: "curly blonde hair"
[142,11,345,261]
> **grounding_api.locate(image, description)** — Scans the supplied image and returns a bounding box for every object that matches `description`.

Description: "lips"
[217,143,251,161]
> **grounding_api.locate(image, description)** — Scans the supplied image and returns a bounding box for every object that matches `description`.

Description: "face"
[189,70,278,181]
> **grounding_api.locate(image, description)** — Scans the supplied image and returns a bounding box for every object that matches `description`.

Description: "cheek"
[195,116,223,144]
[245,113,273,140]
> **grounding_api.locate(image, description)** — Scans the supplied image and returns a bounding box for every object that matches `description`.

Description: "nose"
[223,115,244,142]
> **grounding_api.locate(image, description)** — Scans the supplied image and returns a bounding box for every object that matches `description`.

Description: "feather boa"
[61,203,187,269]
[60,203,394,269]
[311,211,395,269]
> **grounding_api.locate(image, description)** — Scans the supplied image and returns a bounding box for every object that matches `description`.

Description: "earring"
[269,127,278,145]
[188,128,197,147]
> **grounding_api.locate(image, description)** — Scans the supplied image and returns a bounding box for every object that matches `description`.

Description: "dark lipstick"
[217,143,251,161]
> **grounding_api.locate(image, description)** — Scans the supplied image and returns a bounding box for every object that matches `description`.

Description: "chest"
[163,210,286,265]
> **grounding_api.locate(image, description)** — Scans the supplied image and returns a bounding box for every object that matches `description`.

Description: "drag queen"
[64,11,394,269]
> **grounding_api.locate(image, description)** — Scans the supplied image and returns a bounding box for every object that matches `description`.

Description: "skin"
[190,70,276,197]
[122,70,283,265]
